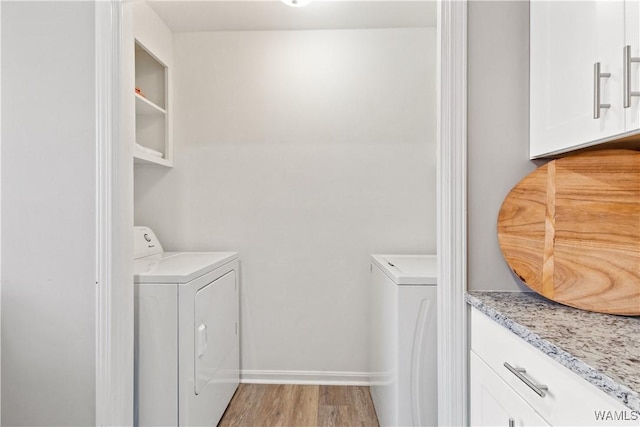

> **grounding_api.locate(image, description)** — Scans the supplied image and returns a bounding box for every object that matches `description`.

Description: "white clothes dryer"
[369,254,437,427]
[133,226,240,426]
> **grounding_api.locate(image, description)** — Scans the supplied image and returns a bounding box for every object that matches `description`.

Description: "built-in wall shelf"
[134,40,172,167]
[135,93,166,116]
[134,148,173,167]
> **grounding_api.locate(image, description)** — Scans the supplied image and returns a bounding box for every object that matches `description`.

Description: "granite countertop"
[466,291,640,412]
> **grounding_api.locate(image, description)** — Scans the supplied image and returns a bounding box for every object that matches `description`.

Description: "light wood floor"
[218,384,380,427]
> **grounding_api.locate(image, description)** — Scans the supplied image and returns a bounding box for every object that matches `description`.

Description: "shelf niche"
[134,40,172,167]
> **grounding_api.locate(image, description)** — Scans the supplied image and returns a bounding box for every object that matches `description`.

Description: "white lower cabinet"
[470,307,638,427]
[471,351,550,427]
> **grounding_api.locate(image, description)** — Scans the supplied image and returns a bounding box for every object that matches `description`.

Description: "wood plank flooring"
[218,384,380,427]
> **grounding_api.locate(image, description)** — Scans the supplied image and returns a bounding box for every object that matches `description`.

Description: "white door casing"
[96,1,135,425]
[93,1,468,425]
[437,0,468,425]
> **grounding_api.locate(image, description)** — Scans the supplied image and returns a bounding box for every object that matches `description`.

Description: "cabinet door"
[470,351,550,427]
[625,0,640,130]
[530,1,625,158]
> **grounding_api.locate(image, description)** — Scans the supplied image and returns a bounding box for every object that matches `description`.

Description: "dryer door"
[194,270,238,395]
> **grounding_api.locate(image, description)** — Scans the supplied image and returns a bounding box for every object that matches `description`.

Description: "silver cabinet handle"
[594,62,611,119]
[503,362,549,398]
[624,45,640,108]
[508,418,515,427]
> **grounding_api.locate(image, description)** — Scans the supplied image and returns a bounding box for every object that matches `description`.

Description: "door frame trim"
[96,2,134,425]
[94,1,469,424]
[437,1,468,425]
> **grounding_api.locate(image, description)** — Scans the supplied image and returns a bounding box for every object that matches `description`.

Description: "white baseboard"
[240,370,371,386]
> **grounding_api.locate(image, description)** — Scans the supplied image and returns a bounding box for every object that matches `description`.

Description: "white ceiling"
[147,0,437,32]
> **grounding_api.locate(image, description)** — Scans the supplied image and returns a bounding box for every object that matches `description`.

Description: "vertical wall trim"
[96,1,133,425]
[95,2,115,424]
[437,0,468,425]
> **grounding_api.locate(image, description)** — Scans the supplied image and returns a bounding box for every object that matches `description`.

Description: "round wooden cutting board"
[497,149,640,316]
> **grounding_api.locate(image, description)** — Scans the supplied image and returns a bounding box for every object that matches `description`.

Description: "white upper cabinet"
[530,1,627,158]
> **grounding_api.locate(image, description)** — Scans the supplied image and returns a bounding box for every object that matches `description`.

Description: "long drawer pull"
[503,362,548,398]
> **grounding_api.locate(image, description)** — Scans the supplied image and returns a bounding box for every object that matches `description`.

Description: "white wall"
[1,2,97,424]
[134,28,436,380]
[467,1,534,292]
[133,0,173,64]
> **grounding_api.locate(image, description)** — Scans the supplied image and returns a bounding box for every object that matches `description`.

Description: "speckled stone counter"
[466,291,640,411]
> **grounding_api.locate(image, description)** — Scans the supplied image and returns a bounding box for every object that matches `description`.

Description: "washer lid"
[371,254,437,285]
[134,252,238,284]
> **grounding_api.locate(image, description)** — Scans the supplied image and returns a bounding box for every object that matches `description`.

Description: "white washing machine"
[369,254,437,427]
[133,226,240,426]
